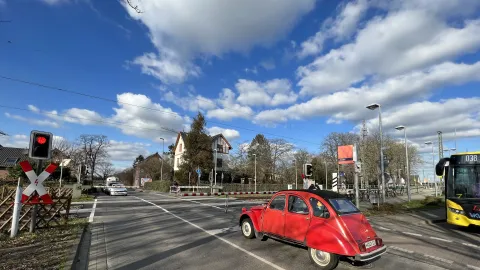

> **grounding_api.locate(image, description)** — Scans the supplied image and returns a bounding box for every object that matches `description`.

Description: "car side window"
[269,195,285,211]
[288,195,309,215]
[309,198,329,218]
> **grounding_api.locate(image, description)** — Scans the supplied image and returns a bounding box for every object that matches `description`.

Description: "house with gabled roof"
[0,144,28,180]
[173,132,232,172]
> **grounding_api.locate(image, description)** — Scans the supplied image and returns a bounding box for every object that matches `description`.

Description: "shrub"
[144,180,171,192]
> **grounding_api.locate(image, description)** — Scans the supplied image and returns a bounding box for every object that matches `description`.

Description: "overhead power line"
[0,105,179,135]
[0,75,321,145]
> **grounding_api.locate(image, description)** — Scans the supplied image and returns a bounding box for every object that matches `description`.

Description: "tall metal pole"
[294,159,298,190]
[30,160,43,233]
[403,129,411,201]
[160,138,164,181]
[254,154,257,192]
[378,107,386,203]
[324,161,327,190]
[432,144,437,197]
[214,149,217,186]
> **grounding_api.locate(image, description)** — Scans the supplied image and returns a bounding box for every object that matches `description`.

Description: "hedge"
[144,180,170,192]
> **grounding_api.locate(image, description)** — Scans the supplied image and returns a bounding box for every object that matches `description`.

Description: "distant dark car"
[239,189,386,270]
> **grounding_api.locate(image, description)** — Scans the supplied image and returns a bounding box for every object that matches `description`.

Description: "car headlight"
[448,207,465,215]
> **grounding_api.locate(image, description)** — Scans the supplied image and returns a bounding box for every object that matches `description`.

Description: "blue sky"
[1,0,480,174]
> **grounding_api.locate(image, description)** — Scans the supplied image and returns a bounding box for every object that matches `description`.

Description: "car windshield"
[112,184,125,188]
[329,198,360,215]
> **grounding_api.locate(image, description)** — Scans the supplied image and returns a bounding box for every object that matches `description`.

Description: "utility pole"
[361,120,368,189]
[160,138,164,181]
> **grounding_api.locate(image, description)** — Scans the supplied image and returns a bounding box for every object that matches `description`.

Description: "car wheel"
[241,218,255,239]
[308,248,339,270]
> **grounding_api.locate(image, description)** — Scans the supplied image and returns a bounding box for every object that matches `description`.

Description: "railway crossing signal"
[28,130,53,160]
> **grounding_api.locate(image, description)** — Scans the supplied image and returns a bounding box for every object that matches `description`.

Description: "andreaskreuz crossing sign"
[20,160,57,204]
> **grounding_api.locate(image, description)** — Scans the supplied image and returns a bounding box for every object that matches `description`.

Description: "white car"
[107,184,128,196]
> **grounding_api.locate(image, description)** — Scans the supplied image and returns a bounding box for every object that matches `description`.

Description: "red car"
[239,189,386,270]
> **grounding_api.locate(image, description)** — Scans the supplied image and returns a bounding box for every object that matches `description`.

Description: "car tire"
[308,248,339,270]
[241,218,255,239]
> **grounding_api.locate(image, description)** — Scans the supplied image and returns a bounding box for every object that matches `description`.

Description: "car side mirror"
[324,212,330,218]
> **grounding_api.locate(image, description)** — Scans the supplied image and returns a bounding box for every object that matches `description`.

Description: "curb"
[66,224,88,270]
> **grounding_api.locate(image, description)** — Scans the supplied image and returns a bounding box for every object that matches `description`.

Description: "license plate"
[365,240,376,249]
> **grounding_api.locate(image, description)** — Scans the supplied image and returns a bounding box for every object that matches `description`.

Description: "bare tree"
[269,138,294,183]
[78,135,110,181]
[97,162,114,180]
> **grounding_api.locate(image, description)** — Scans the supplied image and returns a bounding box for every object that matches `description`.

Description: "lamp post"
[293,159,298,189]
[367,103,386,203]
[324,161,328,190]
[253,154,257,192]
[160,137,164,181]
[395,125,411,202]
[425,141,437,197]
[214,149,217,186]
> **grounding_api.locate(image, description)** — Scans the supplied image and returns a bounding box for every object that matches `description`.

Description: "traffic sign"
[196,168,201,175]
[20,161,57,204]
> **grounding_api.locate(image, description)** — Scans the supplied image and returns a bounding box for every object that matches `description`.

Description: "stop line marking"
[134,196,285,270]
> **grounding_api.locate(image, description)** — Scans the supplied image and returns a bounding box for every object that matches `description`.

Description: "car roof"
[277,189,348,199]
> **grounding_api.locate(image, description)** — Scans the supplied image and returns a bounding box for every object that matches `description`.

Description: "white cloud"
[108,140,151,162]
[163,91,216,112]
[38,0,68,5]
[123,0,315,84]
[110,93,188,143]
[255,61,480,125]
[298,0,368,58]
[259,59,276,70]
[5,112,60,128]
[244,67,258,75]
[62,108,104,125]
[207,127,240,141]
[131,52,200,84]
[0,134,29,148]
[28,105,40,113]
[206,88,254,121]
[361,98,480,143]
[236,78,297,107]
[297,8,480,95]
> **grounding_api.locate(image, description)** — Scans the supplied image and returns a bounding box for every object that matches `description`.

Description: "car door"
[261,194,286,237]
[284,194,310,242]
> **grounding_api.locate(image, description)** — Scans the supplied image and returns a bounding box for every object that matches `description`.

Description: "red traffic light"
[36,136,47,145]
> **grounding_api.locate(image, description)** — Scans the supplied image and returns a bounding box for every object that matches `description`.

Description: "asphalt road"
[87,191,480,270]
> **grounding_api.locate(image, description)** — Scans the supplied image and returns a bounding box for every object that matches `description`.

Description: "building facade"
[173,132,232,172]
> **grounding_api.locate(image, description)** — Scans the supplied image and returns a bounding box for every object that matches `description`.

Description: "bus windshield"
[449,165,480,199]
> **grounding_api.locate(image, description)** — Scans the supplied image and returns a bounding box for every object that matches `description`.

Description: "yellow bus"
[436,152,480,227]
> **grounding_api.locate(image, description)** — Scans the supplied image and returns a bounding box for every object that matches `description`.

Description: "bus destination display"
[458,154,480,164]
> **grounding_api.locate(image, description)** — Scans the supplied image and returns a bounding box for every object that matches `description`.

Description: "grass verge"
[362,196,444,217]
[72,194,96,202]
[0,218,88,270]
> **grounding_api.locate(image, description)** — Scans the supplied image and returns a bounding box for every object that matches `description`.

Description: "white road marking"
[88,199,97,223]
[402,232,422,237]
[429,237,452,243]
[388,246,414,254]
[377,226,391,231]
[462,242,479,249]
[155,193,225,210]
[467,265,480,270]
[419,211,441,218]
[134,196,285,270]
[423,254,453,264]
[206,227,241,235]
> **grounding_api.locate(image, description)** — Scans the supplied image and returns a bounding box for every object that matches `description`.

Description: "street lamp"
[324,161,328,190]
[425,141,437,197]
[214,149,217,186]
[253,154,257,192]
[293,159,298,189]
[367,103,386,203]
[160,137,164,181]
[395,125,411,202]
